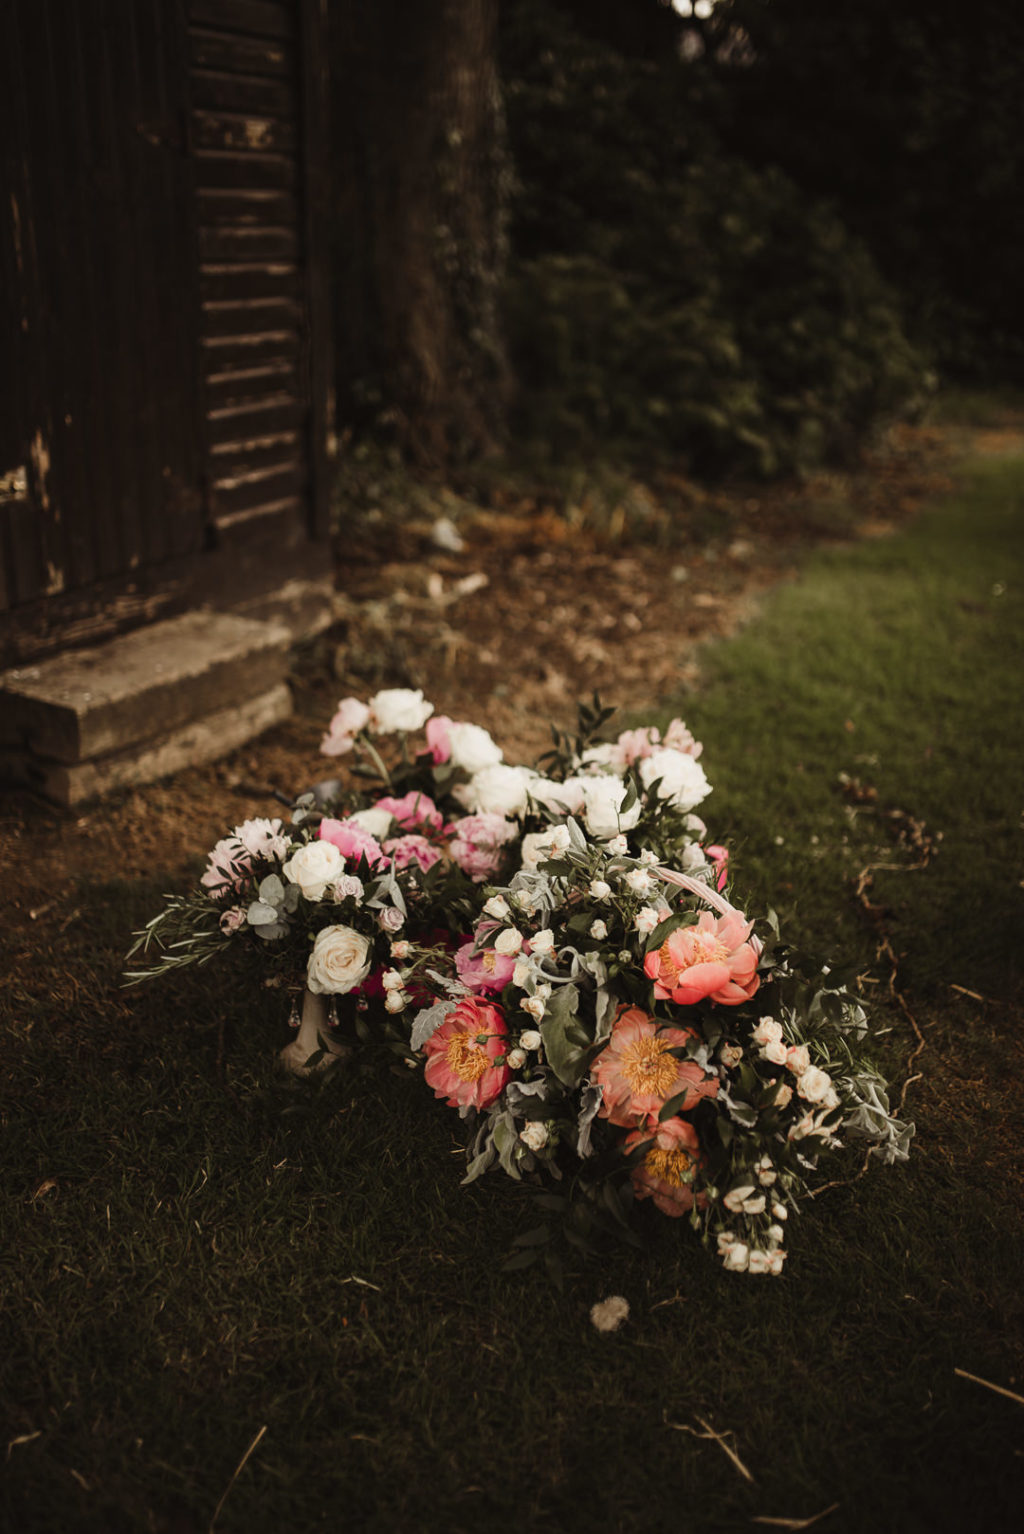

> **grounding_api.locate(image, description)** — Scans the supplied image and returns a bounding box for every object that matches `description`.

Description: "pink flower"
[200,836,251,894]
[662,717,703,759]
[448,813,519,883]
[423,997,511,1110]
[612,726,661,768]
[591,1005,719,1128]
[233,817,289,859]
[219,906,246,935]
[624,1117,705,1217]
[373,791,444,834]
[705,844,729,892]
[321,696,370,756]
[644,910,760,1007]
[383,834,441,873]
[425,715,454,764]
[455,939,517,993]
[318,818,386,869]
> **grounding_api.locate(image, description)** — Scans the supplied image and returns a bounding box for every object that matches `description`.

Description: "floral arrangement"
[127,688,912,1274]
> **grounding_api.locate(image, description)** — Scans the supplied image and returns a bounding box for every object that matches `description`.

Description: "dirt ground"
[1,422,955,909]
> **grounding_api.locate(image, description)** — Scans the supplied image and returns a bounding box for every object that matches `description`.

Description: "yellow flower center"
[446,1031,492,1083]
[682,934,729,969]
[645,1144,695,1188]
[482,950,498,974]
[621,1036,680,1097]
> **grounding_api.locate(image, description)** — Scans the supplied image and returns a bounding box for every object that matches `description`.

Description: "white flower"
[639,848,660,866]
[367,688,433,733]
[767,1223,785,1244]
[521,996,546,1021]
[719,1043,744,1070]
[638,748,711,812]
[506,1048,527,1070]
[772,1201,788,1221]
[797,1065,833,1103]
[347,807,393,839]
[788,1112,818,1141]
[589,1295,629,1333]
[377,906,404,933]
[331,874,364,904]
[723,1184,758,1213]
[589,919,608,940]
[456,763,536,818]
[384,989,410,1014]
[579,743,618,771]
[722,1243,750,1273]
[519,1029,543,1051]
[742,1193,766,1215]
[306,924,372,995]
[762,1040,789,1066]
[606,834,629,855]
[765,1250,786,1275]
[755,1155,776,1185]
[494,927,523,956]
[483,895,511,920]
[520,1121,549,1152]
[773,1081,793,1109]
[751,1016,783,1046]
[589,879,612,901]
[282,840,345,901]
[581,777,642,839]
[823,1085,840,1110]
[445,721,503,772]
[786,1044,811,1076]
[618,949,632,963]
[520,826,571,869]
[512,957,533,987]
[529,776,587,816]
[390,939,411,959]
[633,906,660,935]
[234,817,290,860]
[530,928,556,954]
[381,968,405,991]
[624,867,654,896]
[747,1249,772,1275]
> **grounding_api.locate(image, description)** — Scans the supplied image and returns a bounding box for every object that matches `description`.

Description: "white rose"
[507,1048,527,1070]
[606,834,629,855]
[581,777,642,839]
[306,924,372,994]
[384,989,409,1014]
[797,1066,833,1103]
[767,1223,785,1244]
[624,868,654,896]
[766,1251,786,1275]
[483,895,511,920]
[348,807,393,839]
[786,1044,811,1076]
[520,1121,549,1152]
[639,748,711,813]
[719,1043,744,1070]
[519,1028,543,1050]
[282,840,346,901]
[589,919,608,940]
[773,1081,793,1109]
[455,763,536,818]
[512,958,533,987]
[763,1040,789,1066]
[589,879,612,901]
[529,776,588,816]
[381,968,405,991]
[751,1016,783,1046]
[521,996,546,1021]
[722,1243,750,1273]
[530,928,556,954]
[494,927,523,956]
[772,1201,789,1221]
[390,939,411,959]
[446,721,503,773]
[634,906,660,935]
[747,1250,772,1275]
[367,688,434,733]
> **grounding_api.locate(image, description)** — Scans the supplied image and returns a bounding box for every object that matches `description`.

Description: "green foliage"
[501,0,928,477]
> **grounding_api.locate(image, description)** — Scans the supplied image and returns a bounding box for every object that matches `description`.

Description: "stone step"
[0,609,292,764]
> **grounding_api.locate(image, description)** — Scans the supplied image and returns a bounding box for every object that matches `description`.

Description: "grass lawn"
[2,426,1023,1533]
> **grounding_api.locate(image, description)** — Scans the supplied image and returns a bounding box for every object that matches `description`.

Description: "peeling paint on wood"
[0,467,28,503]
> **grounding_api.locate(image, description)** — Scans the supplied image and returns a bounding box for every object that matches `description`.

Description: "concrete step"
[0,610,292,764]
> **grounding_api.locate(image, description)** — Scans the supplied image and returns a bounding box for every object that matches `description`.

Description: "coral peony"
[644,910,760,1007]
[423,998,510,1109]
[591,1005,718,1128]
[624,1116,705,1217]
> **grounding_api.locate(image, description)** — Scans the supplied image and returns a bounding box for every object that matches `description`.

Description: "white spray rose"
[521,996,546,1021]
[506,1048,527,1070]
[494,927,523,956]
[797,1066,833,1103]
[446,721,503,773]
[639,747,711,812]
[530,928,556,954]
[483,895,511,920]
[520,1121,550,1152]
[634,906,660,935]
[282,841,345,901]
[589,919,608,940]
[752,1016,783,1046]
[306,924,372,994]
[589,879,612,901]
[624,868,654,896]
[722,1243,750,1273]
[519,1029,543,1051]
[367,688,434,733]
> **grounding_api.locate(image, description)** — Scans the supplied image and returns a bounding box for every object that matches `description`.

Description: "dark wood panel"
[192,108,296,152]
[204,360,300,405]
[201,329,300,367]
[200,261,299,302]
[201,296,303,337]
[197,186,297,225]
[190,26,291,77]
[199,223,298,259]
[189,0,294,42]
[190,67,294,118]
[209,461,305,517]
[206,394,306,444]
[208,429,300,473]
[193,148,296,189]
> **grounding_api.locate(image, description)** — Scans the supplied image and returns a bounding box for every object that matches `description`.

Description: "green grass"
[3,425,1024,1533]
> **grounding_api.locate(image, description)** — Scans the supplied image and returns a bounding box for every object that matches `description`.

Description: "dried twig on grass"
[665,1413,755,1483]
[209,1424,268,1533]
[751,1504,840,1530]
[954,1368,1024,1407]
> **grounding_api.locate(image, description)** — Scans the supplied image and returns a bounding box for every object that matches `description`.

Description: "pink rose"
[373,791,444,834]
[321,697,370,757]
[318,818,386,869]
[644,910,761,1007]
[448,813,519,883]
[383,834,441,873]
[423,997,511,1110]
[425,715,454,764]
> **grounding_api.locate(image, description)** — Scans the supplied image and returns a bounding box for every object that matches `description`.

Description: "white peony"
[455,763,536,818]
[306,924,372,994]
[446,721,503,773]
[347,806,393,839]
[282,841,345,901]
[529,776,587,816]
[581,777,642,839]
[638,748,711,813]
[367,688,434,734]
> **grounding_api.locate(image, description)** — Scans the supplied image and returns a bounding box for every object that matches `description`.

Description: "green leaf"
[540,984,588,1086]
[512,1223,552,1248]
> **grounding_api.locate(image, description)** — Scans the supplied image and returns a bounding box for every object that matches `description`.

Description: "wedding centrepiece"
[127,691,912,1274]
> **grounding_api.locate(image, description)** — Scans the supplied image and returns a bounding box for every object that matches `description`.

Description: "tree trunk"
[331,0,511,467]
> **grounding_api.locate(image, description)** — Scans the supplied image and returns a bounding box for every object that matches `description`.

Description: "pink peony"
[591,1005,719,1128]
[318,818,386,869]
[644,910,760,1007]
[624,1116,706,1217]
[383,834,441,873]
[200,836,251,895]
[373,791,444,834]
[662,717,703,758]
[425,715,454,764]
[321,696,370,756]
[448,813,519,883]
[705,844,729,892]
[423,997,511,1110]
[611,726,662,768]
[455,939,517,993]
